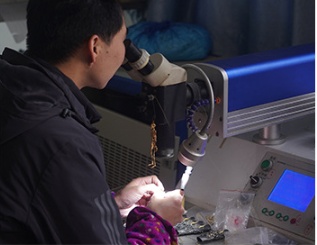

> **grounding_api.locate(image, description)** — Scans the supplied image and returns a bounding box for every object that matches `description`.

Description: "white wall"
[0,21,26,53]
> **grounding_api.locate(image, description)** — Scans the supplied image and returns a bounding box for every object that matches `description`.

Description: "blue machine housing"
[210,43,315,112]
[195,43,315,137]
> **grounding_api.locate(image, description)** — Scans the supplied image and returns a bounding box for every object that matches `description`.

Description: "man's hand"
[114,175,164,217]
[147,189,185,225]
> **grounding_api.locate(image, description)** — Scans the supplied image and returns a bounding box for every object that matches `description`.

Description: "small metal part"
[197,230,226,243]
[175,216,211,236]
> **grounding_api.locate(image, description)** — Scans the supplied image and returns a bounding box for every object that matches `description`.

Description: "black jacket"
[0,48,127,244]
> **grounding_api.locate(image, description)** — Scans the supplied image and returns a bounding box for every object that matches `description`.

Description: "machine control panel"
[244,152,315,242]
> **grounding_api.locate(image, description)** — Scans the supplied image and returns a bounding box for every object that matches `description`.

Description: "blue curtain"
[145,0,315,57]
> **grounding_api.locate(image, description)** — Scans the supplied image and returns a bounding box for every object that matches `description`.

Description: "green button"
[262,208,268,214]
[276,213,282,219]
[269,210,275,216]
[283,216,289,221]
[261,160,272,170]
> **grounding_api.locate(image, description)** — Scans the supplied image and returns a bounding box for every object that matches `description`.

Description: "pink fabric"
[125,207,178,245]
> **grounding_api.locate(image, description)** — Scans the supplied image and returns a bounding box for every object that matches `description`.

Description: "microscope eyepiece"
[124,39,142,63]
[123,39,154,76]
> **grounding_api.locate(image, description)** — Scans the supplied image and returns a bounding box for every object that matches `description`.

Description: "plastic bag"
[225,227,298,244]
[214,190,255,232]
[127,21,212,61]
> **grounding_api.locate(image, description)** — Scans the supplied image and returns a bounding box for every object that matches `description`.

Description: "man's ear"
[87,35,100,64]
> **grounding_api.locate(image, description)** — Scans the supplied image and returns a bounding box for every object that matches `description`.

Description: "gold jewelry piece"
[149,120,158,168]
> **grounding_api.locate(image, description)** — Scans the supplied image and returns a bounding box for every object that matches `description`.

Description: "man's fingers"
[138,183,162,195]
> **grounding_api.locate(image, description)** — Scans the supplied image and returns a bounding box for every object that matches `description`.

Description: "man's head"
[26,0,127,89]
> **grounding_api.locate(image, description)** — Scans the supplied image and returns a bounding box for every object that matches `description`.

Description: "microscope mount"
[122,40,315,170]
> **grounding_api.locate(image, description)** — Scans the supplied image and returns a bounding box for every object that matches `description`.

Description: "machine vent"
[98,135,160,190]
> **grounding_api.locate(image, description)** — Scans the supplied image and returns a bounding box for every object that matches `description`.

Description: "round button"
[269,210,275,216]
[261,160,273,171]
[290,218,296,224]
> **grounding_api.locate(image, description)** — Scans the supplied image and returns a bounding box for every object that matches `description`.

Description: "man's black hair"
[26,0,123,64]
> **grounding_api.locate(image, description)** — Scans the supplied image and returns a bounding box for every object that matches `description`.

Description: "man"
[0,0,184,244]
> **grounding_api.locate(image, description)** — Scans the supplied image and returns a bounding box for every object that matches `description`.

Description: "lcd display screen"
[268,169,315,212]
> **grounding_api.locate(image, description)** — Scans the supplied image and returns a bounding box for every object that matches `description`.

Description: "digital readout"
[268,169,315,212]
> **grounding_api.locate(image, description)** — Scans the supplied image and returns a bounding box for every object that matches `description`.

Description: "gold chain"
[149,120,158,168]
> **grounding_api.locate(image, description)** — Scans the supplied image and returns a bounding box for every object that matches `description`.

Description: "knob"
[250,175,263,188]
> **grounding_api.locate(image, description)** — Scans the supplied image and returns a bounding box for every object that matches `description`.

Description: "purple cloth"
[126,207,178,245]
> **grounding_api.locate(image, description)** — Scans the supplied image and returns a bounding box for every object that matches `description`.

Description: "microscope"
[121,39,215,189]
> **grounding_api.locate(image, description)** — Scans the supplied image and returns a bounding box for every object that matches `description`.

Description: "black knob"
[250,175,263,188]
